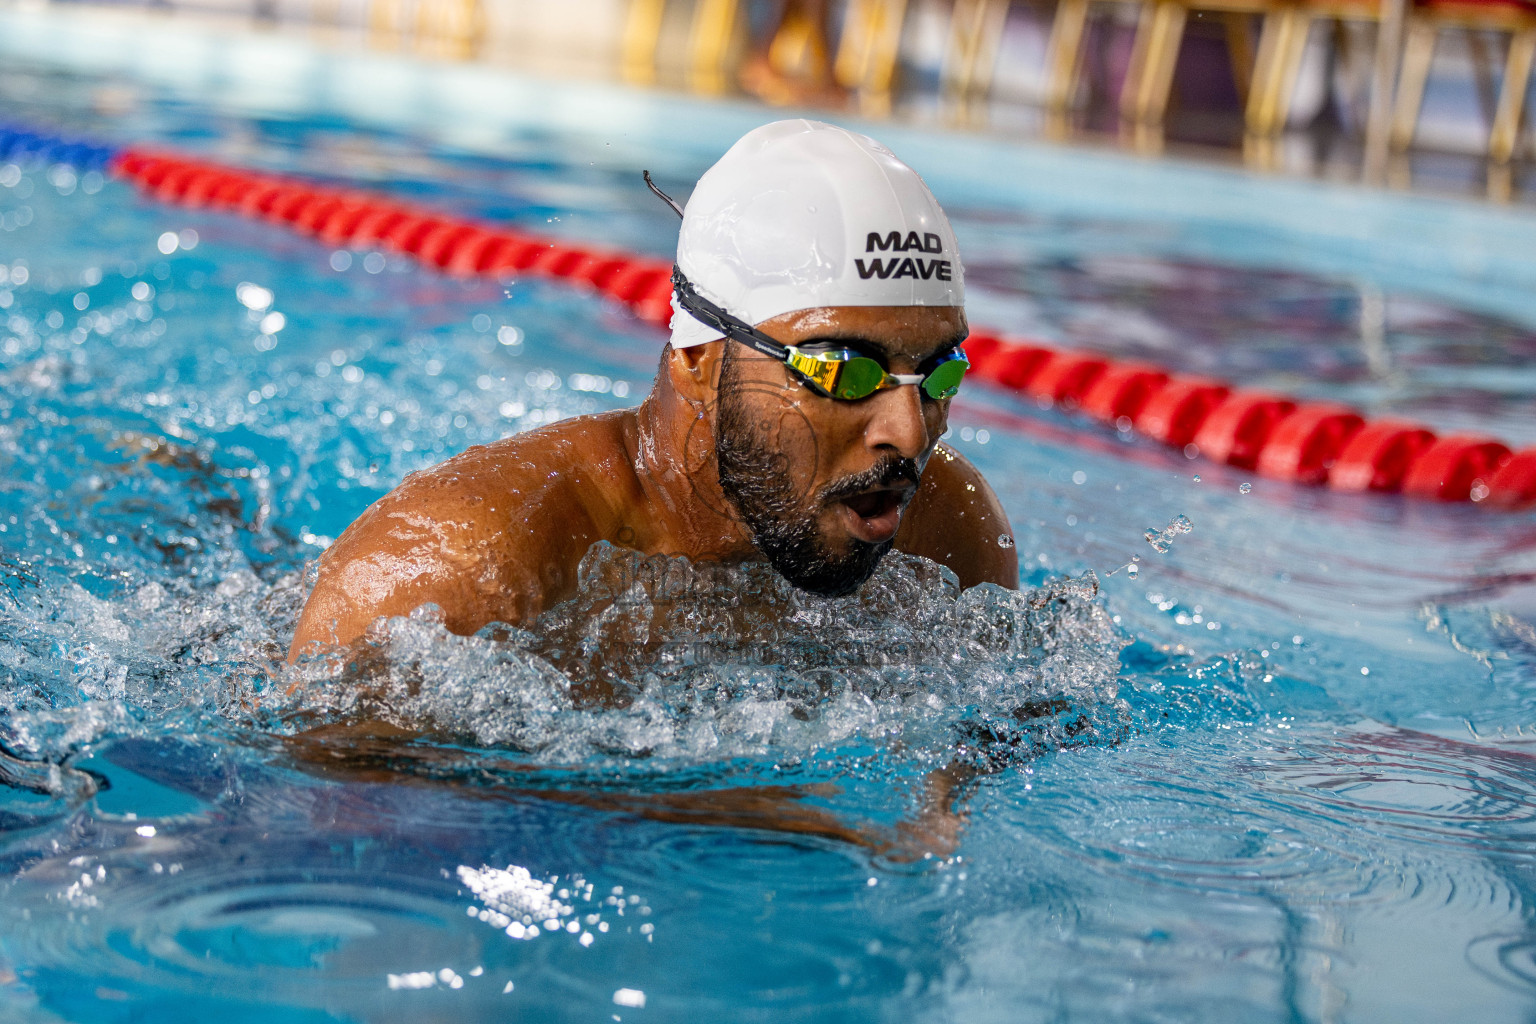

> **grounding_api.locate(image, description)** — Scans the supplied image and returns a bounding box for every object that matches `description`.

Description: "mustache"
[820,457,921,505]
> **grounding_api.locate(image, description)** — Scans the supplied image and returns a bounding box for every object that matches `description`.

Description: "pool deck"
[4,2,1536,329]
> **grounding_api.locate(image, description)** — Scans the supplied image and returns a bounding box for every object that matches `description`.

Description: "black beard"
[713,346,918,597]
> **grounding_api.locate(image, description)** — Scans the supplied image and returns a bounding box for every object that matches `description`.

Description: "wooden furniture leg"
[1045,0,1093,110]
[1122,0,1188,125]
[835,0,910,112]
[687,0,739,94]
[1490,23,1535,162]
[1389,17,1437,149]
[622,0,668,85]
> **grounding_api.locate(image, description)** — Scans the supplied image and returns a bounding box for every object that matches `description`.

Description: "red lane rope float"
[1328,421,1438,493]
[1486,451,1536,508]
[107,147,1536,509]
[112,148,679,328]
[1137,379,1231,450]
[1191,391,1297,471]
[1253,405,1365,486]
[1401,436,1513,501]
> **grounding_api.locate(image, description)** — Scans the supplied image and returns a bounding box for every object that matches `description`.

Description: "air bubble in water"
[1125,563,1139,578]
[1144,515,1193,554]
[1239,482,1252,494]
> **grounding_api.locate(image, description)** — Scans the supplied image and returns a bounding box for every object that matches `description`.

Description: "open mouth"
[837,487,909,543]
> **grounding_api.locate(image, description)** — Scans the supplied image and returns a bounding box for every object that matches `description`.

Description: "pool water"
[4,43,1536,1024]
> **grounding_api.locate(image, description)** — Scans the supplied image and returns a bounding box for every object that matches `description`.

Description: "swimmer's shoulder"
[384,408,636,527]
[291,412,636,656]
[377,410,640,572]
[896,443,1019,590]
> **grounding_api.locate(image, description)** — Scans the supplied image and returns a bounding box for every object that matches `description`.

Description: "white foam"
[278,543,1129,768]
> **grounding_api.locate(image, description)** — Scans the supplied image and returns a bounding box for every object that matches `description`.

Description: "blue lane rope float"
[3,121,1533,507]
[0,123,116,171]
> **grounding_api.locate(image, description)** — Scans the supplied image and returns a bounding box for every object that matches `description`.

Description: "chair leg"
[368,0,409,48]
[621,0,667,84]
[687,0,739,94]
[1145,2,1190,125]
[1267,9,1315,135]
[1364,0,1408,182]
[1121,0,1160,122]
[1490,24,1536,163]
[442,0,482,58]
[861,0,911,108]
[1122,0,1187,126]
[1389,18,1436,150]
[834,0,874,88]
[943,0,1011,117]
[1222,12,1258,107]
[766,6,829,80]
[1246,7,1305,136]
[1488,160,1513,200]
[942,0,987,100]
[835,0,909,102]
[967,0,1013,99]
[1044,0,1091,111]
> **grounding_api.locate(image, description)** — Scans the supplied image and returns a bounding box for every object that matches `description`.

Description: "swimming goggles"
[645,172,969,403]
[670,266,969,401]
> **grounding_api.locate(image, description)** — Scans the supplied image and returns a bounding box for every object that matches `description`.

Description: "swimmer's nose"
[862,382,931,459]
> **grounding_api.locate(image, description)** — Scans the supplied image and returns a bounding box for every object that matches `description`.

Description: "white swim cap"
[669,119,965,349]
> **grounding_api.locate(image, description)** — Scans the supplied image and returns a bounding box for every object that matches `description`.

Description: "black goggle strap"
[651,172,831,395]
[669,267,790,363]
[670,266,841,397]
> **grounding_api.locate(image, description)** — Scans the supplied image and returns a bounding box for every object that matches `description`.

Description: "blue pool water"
[4,26,1536,1023]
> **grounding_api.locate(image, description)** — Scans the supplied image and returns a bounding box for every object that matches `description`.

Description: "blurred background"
[4,0,1529,202]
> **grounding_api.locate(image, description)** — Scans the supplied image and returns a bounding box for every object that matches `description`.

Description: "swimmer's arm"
[287,723,962,858]
[896,444,1019,590]
[288,456,599,661]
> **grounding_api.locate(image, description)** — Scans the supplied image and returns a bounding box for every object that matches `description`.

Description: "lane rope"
[4,123,1533,508]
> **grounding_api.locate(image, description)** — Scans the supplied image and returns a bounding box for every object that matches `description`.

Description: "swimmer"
[288,119,1018,661]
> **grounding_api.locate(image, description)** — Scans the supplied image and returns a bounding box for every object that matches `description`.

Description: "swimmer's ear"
[665,342,724,401]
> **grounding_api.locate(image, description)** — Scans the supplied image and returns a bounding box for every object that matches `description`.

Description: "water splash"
[276,543,1130,770]
[1106,556,1141,579]
[1145,515,1194,554]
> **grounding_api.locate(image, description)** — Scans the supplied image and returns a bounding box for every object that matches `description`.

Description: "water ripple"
[5,852,476,999]
[1466,932,1536,995]
[1041,763,1383,900]
[0,818,663,1016]
[1251,725,1536,855]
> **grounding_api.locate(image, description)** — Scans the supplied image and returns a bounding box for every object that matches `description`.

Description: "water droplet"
[1239,482,1252,494]
[1144,515,1193,554]
[1191,475,1201,483]
[997,534,1014,549]
[1125,563,1139,578]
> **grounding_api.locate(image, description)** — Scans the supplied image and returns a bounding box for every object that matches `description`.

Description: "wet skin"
[288,304,1019,660]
